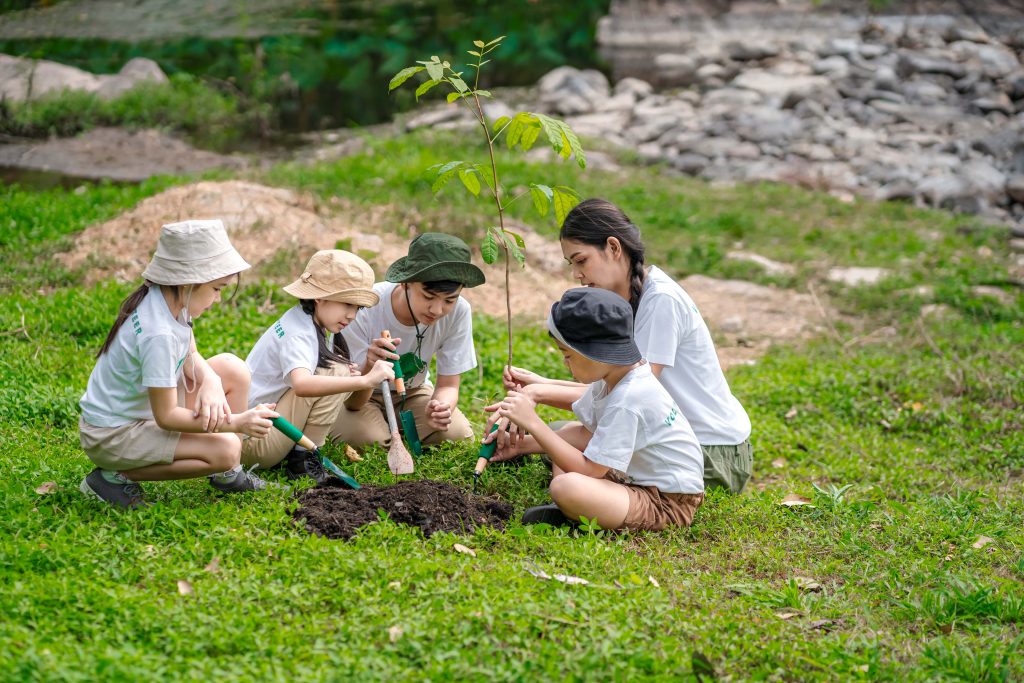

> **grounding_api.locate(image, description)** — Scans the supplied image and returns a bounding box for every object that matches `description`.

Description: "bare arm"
[649,362,666,379]
[148,387,277,436]
[291,360,394,399]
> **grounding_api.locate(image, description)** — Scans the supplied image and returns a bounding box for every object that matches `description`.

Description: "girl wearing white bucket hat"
[242,249,395,482]
[78,219,279,508]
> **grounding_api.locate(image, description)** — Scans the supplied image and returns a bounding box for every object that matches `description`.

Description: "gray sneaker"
[208,465,268,493]
[80,468,149,508]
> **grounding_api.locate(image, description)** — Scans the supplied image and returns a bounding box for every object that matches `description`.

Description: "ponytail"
[96,284,150,358]
[299,299,351,369]
[560,198,647,313]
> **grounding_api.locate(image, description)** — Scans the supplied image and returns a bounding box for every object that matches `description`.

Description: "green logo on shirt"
[664,407,678,426]
[274,322,285,338]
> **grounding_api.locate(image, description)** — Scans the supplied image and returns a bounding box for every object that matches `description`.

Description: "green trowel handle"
[478,423,501,460]
[271,416,316,450]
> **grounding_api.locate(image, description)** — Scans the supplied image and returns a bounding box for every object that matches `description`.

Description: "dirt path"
[57,179,836,369]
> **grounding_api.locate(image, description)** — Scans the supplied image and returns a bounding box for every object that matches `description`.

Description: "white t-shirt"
[246,305,331,408]
[341,282,477,390]
[80,285,192,428]
[633,265,751,445]
[572,363,704,494]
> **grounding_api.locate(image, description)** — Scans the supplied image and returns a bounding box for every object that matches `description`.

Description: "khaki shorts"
[79,416,180,471]
[605,471,704,531]
[702,440,754,494]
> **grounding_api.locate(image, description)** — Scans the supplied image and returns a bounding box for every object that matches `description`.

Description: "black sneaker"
[521,503,577,527]
[208,465,268,493]
[80,468,149,509]
[284,448,332,484]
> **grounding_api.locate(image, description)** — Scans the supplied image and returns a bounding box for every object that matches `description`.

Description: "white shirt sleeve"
[571,383,599,432]
[635,293,687,367]
[140,333,184,388]
[341,308,374,369]
[583,406,642,472]
[435,301,477,376]
[279,334,318,385]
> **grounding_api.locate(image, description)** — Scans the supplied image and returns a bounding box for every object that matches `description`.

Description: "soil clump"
[294,479,513,540]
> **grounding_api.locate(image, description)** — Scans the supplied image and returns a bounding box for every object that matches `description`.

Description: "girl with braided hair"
[491,198,753,494]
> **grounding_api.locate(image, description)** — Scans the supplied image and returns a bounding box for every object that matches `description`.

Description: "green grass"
[0,133,1021,681]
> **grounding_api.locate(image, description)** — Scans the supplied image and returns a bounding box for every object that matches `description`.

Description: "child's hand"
[483,393,526,459]
[426,399,452,431]
[235,404,279,438]
[364,359,395,388]
[348,363,361,376]
[494,390,539,430]
[366,336,401,364]
[502,365,545,391]
[195,376,231,433]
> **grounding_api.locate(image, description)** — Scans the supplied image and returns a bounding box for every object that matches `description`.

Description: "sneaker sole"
[79,477,103,501]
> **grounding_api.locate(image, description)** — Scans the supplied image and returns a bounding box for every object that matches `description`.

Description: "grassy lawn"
[0,132,1021,681]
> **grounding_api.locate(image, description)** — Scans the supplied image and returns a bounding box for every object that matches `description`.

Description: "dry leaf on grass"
[453,543,476,557]
[794,577,822,592]
[779,494,815,507]
[344,445,363,463]
[204,557,220,574]
[34,482,58,495]
[784,407,798,420]
[648,576,660,588]
[771,458,787,468]
[387,581,401,590]
[971,535,994,550]
[176,579,194,596]
[553,574,590,586]
[388,625,403,643]
[775,610,801,620]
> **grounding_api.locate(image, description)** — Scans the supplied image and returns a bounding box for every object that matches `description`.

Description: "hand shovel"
[270,415,360,489]
[382,330,422,456]
[379,331,415,475]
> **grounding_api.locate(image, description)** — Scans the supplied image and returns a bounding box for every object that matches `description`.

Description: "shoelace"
[304,452,328,480]
[122,480,145,502]
[243,463,267,490]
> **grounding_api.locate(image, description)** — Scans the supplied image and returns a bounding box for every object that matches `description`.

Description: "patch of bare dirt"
[294,479,513,539]
[59,179,839,368]
[0,127,242,182]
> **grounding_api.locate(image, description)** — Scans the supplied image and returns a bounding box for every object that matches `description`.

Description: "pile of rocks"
[538,13,1024,231]
[0,55,167,103]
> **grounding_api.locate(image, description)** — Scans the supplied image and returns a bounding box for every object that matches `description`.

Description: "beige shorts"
[605,471,704,531]
[79,416,180,471]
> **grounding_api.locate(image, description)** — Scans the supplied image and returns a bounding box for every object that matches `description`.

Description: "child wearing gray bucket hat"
[242,249,397,482]
[79,219,279,508]
[485,287,706,531]
[331,232,484,449]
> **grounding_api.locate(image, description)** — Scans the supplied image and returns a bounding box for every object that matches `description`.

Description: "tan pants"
[242,363,351,469]
[330,384,473,448]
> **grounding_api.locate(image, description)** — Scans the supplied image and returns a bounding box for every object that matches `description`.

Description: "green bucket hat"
[385,232,485,287]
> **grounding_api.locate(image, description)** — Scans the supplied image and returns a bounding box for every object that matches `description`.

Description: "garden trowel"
[270,415,360,489]
[379,331,415,475]
[382,330,422,456]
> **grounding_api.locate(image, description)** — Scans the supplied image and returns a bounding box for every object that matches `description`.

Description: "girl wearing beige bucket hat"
[79,219,279,508]
[242,250,396,482]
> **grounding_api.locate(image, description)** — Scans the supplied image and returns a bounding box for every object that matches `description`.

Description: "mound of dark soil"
[294,479,513,540]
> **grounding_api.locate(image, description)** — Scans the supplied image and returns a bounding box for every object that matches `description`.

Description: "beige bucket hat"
[141,219,251,285]
[283,249,379,307]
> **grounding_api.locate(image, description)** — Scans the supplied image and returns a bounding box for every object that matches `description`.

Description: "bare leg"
[549,472,631,530]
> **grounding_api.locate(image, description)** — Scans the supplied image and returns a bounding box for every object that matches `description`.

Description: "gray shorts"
[79,416,180,471]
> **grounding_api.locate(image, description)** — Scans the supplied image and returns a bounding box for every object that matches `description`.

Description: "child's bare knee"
[550,472,587,503]
[209,353,250,388]
[210,433,241,470]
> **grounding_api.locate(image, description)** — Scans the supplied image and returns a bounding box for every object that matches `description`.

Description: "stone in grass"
[827,266,892,286]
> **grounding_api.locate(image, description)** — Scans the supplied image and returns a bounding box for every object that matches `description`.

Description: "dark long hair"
[97,283,178,358]
[559,198,647,312]
[300,299,352,369]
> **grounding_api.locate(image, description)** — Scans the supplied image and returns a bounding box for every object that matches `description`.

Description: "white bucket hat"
[283,249,379,307]
[141,219,251,285]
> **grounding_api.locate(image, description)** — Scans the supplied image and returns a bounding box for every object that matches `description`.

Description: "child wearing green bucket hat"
[78,219,280,508]
[242,249,395,482]
[331,232,485,448]
[486,287,705,531]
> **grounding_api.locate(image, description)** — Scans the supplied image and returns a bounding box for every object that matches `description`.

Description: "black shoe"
[80,468,149,508]
[521,503,577,527]
[284,448,331,484]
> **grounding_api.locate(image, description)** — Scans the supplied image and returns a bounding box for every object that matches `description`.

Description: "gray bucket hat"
[384,232,485,287]
[141,219,251,285]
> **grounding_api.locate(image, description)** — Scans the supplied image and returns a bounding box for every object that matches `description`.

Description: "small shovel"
[270,415,360,489]
[379,331,415,475]
[382,330,422,456]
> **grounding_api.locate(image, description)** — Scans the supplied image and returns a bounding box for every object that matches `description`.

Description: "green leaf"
[504,229,526,249]
[425,61,444,81]
[475,164,497,194]
[505,236,525,267]
[431,160,464,194]
[486,36,505,47]
[529,184,552,217]
[492,115,510,133]
[447,91,463,103]
[468,50,481,57]
[450,77,469,93]
[536,113,567,156]
[478,59,491,67]
[481,229,499,264]
[388,65,424,92]
[415,79,441,100]
[475,90,492,98]
[505,116,526,149]
[552,186,581,226]
[559,120,587,169]
[473,40,485,48]
[458,168,481,196]
[519,123,541,151]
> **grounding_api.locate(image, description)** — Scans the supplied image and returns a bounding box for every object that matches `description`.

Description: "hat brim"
[142,250,251,286]
[283,280,380,307]
[385,258,485,288]
[547,309,642,366]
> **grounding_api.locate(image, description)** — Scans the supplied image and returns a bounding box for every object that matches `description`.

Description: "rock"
[718,316,745,334]
[537,66,610,115]
[653,53,698,87]
[972,285,1015,306]
[877,179,916,201]
[962,160,1007,203]
[789,142,836,162]
[943,25,990,44]
[1007,175,1024,204]
[873,65,900,91]
[733,108,804,144]
[696,63,728,86]
[1009,238,1024,252]
[701,87,763,113]
[814,56,850,78]
[636,142,664,163]
[902,79,948,104]
[404,105,464,131]
[916,174,988,214]
[948,41,1020,80]
[726,251,795,276]
[732,69,831,104]
[896,52,967,80]
[725,41,780,61]
[920,303,955,319]
[565,111,630,139]
[596,92,637,113]
[96,57,167,99]
[0,54,100,102]
[971,93,1014,116]
[671,152,709,175]
[818,38,861,58]
[727,141,762,160]
[827,266,891,286]
[613,77,653,100]
[1006,72,1024,101]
